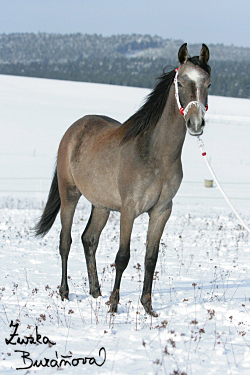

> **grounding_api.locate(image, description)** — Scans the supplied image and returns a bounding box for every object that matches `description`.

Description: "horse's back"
[94,115,121,127]
[58,114,121,159]
[64,114,121,139]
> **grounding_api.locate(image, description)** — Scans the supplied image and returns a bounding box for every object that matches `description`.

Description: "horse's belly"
[82,188,121,211]
[72,168,122,211]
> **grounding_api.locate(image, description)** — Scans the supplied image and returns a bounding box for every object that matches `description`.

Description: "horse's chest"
[160,167,183,203]
[129,160,182,215]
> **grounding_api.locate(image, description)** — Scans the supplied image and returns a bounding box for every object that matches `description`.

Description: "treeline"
[0,33,250,98]
[0,57,174,89]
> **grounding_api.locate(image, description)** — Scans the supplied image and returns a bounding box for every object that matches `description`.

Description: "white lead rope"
[197,137,250,234]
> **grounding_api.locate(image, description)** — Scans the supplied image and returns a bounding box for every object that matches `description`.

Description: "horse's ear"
[199,44,209,63]
[178,43,188,64]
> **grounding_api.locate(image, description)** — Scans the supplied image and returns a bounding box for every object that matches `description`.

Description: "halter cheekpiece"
[174,68,208,118]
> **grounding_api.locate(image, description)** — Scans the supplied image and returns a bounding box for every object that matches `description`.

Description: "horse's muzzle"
[186,116,205,136]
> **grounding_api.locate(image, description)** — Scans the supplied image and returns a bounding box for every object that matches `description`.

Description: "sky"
[0,0,250,48]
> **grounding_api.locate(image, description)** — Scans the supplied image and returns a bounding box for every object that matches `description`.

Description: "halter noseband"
[174,68,208,118]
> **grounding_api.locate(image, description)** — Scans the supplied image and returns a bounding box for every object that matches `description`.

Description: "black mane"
[121,57,211,143]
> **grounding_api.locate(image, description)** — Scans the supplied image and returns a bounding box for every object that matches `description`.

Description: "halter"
[174,68,208,118]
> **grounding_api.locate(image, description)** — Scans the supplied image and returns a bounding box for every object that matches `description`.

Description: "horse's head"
[175,43,211,136]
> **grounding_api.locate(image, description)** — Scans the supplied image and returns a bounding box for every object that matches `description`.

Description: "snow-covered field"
[0,74,250,374]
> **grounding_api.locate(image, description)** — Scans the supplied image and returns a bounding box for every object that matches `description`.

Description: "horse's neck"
[150,86,187,162]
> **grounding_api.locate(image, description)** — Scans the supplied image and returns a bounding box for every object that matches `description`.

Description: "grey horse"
[35,43,211,316]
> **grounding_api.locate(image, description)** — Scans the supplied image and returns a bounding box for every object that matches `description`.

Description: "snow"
[0,74,250,374]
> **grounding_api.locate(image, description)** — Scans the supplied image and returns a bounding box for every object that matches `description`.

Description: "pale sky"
[0,0,249,48]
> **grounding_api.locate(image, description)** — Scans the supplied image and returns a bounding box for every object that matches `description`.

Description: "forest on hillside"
[1,33,250,98]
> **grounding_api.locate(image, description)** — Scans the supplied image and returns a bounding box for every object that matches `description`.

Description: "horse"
[34,43,211,317]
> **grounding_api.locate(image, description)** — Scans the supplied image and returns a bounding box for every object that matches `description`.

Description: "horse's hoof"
[109,301,118,313]
[141,295,158,317]
[106,291,119,313]
[149,309,158,317]
[59,288,69,301]
[142,302,158,317]
[106,298,118,313]
[143,305,158,317]
[90,289,102,298]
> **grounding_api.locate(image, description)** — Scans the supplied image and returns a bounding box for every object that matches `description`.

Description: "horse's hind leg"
[59,185,81,300]
[82,205,110,298]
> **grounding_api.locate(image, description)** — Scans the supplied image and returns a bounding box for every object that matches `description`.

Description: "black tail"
[34,168,61,237]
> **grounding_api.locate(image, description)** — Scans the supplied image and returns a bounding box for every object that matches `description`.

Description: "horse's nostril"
[187,116,205,130]
[186,116,205,136]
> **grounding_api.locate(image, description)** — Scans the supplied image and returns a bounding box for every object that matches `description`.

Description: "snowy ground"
[0,75,250,374]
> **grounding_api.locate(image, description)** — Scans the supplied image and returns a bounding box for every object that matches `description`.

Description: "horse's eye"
[177,82,183,88]
[207,83,211,89]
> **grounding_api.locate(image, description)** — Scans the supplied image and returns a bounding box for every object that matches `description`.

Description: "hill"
[1,33,250,98]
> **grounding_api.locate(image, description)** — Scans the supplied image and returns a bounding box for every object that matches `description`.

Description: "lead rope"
[197,137,250,234]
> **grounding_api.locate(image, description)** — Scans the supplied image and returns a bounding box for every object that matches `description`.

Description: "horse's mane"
[121,56,211,143]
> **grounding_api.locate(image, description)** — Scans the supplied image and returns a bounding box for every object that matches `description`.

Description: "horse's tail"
[34,168,61,237]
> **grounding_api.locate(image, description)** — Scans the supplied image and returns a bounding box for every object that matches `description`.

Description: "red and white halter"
[174,68,208,118]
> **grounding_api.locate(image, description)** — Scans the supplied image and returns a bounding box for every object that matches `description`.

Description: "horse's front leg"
[141,201,172,316]
[109,206,135,313]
